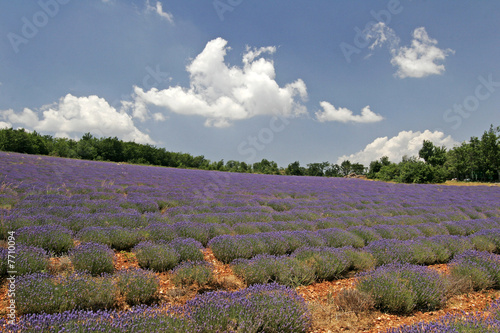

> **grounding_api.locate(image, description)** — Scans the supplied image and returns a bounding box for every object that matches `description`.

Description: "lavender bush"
[174,222,210,246]
[318,228,364,248]
[232,254,316,287]
[16,224,74,254]
[0,247,7,277]
[76,226,111,246]
[169,237,204,262]
[106,226,142,251]
[15,245,50,275]
[293,247,351,280]
[208,235,256,263]
[357,263,447,314]
[449,250,500,290]
[16,273,72,314]
[132,241,180,272]
[144,223,177,242]
[69,242,115,275]
[116,268,160,305]
[366,239,437,266]
[17,272,118,314]
[170,261,214,287]
[186,283,311,332]
[64,273,118,311]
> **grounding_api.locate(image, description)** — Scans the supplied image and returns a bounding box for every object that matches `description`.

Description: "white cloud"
[145,0,174,24]
[391,27,455,79]
[1,108,39,128]
[132,37,308,127]
[0,121,11,129]
[315,103,383,123]
[367,22,400,51]
[1,94,153,144]
[337,130,459,166]
[366,24,454,79]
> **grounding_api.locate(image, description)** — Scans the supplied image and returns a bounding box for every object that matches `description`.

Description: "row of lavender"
[4,216,499,261]
[0,283,312,332]
[4,226,500,294]
[4,246,500,322]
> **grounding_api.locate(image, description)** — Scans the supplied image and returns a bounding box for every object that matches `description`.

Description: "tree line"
[0,124,498,183]
[366,125,500,183]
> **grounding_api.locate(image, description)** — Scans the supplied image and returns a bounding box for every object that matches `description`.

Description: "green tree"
[306,162,329,177]
[325,164,342,177]
[285,161,306,176]
[351,162,366,175]
[419,140,447,167]
[367,156,391,179]
[76,133,98,160]
[479,125,500,181]
[253,159,279,175]
[340,160,352,176]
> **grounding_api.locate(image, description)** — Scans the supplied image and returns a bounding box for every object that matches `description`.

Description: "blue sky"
[1,1,499,167]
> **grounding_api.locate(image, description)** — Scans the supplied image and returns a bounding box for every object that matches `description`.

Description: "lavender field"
[1,151,500,332]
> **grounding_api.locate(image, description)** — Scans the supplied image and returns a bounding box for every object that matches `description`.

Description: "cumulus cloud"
[315,102,383,123]
[391,27,455,78]
[1,94,153,144]
[366,23,454,78]
[0,121,11,129]
[132,37,308,127]
[336,130,459,166]
[145,0,174,24]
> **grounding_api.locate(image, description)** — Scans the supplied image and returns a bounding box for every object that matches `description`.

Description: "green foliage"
[171,262,214,287]
[419,140,447,167]
[116,269,160,305]
[285,161,306,176]
[133,242,180,272]
[253,158,280,175]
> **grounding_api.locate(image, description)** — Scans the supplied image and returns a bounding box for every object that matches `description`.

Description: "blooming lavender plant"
[318,228,365,248]
[449,250,500,290]
[14,245,50,275]
[69,242,115,275]
[357,263,447,314]
[0,247,8,277]
[168,237,204,262]
[132,241,180,272]
[293,247,351,280]
[232,254,316,287]
[171,261,214,287]
[186,283,311,332]
[16,224,74,254]
[116,268,160,305]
